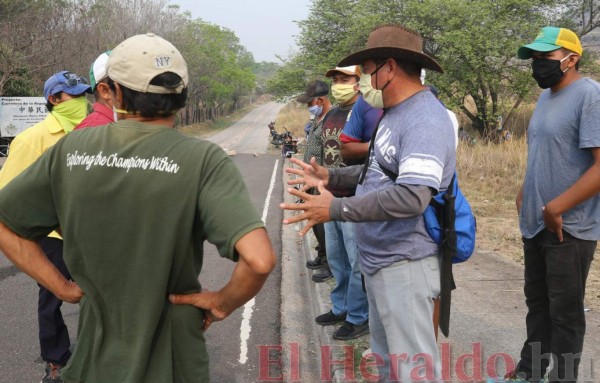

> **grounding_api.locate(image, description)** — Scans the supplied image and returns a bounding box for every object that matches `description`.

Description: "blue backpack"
[358,111,476,263]
[424,173,476,263]
[372,164,477,263]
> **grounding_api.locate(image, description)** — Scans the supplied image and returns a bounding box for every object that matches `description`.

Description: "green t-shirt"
[0,120,264,382]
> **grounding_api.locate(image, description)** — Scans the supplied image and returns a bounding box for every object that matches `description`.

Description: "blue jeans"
[324,221,368,325]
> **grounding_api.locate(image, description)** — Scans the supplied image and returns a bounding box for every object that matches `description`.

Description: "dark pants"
[38,237,71,365]
[307,187,327,261]
[516,229,595,383]
[312,223,327,259]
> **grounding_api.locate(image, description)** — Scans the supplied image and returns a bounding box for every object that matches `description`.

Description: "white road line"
[239,159,279,364]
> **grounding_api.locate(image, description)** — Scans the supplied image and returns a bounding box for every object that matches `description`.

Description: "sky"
[170,0,312,62]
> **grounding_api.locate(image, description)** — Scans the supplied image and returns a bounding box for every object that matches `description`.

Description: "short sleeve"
[0,150,59,240]
[197,147,264,261]
[579,100,600,149]
[341,96,383,143]
[0,135,42,189]
[394,122,451,191]
[361,104,383,142]
[340,98,364,142]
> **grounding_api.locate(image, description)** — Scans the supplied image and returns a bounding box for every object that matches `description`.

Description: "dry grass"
[457,138,527,262]
[274,103,309,138]
[457,138,600,310]
[274,104,600,310]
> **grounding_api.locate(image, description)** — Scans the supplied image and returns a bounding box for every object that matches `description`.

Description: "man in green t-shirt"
[0,33,276,383]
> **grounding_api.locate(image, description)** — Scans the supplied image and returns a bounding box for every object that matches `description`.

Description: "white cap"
[90,51,111,91]
[107,33,188,94]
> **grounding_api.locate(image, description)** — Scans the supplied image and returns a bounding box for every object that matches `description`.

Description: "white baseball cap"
[107,33,188,94]
[89,51,111,91]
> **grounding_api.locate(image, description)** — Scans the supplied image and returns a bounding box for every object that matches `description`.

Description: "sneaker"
[41,363,63,383]
[333,320,370,340]
[315,310,347,326]
[312,267,332,282]
[306,255,325,269]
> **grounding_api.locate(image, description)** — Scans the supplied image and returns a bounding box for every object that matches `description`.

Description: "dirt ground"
[465,183,600,313]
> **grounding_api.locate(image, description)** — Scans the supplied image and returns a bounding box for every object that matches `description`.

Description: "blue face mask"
[307,104,322,117]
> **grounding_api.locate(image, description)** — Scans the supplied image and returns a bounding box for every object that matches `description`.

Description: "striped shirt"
[354,89,456,274]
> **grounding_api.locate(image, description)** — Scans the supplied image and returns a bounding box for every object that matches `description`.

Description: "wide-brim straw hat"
[338,24,443,73]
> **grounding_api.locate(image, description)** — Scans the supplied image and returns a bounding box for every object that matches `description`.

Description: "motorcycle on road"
[268,122,298,157]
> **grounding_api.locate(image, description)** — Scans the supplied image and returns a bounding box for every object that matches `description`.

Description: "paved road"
[207,102,285,154]
[201,102,286,382]
[0,102,287,382]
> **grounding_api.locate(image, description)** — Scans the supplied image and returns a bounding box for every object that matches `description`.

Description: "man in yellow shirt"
[0,70,90,383]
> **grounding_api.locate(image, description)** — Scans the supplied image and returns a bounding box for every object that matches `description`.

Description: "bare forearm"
[340,142,370,160]
[214,228,276,315]
[0,223,76,301]
[214,257,270,315]
[547,161,600,215]
[516,182,524,213]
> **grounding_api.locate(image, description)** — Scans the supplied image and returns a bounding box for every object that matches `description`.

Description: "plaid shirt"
[303,113,328,165]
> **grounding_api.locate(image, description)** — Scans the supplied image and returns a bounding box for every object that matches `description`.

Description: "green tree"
[266,56,308,100]
[278,0,600,138]
[397,0,556,138]
[175,20,256,123]
[253,61,281,95]
[1,0,258,126]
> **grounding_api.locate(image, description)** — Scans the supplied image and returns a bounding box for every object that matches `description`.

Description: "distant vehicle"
[268,122,292,148]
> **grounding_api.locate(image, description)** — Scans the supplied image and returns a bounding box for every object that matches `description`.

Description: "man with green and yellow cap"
[511,27,600,383]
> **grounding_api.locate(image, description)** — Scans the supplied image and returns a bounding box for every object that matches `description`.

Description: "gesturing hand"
[280,181,333,236]
[285,157,329,192]
[169,290,228,331]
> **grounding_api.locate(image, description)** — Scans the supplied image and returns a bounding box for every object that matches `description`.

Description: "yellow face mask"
[51,97,88,133]
[359,74,384,109]
[331,83,358,105]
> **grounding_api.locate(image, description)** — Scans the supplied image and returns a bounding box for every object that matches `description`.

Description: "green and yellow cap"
[518,27,582,59]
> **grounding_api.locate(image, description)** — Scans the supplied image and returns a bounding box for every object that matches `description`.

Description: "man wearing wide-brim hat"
[281,24,456,382]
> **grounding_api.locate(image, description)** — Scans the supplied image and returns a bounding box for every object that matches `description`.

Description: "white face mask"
[359,73,384,109]
[307,104,322,116]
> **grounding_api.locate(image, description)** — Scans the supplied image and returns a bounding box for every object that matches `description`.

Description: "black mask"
[531,56,570,89]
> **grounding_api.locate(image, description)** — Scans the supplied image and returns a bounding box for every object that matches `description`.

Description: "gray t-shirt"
[520,78,600,240]
[355,90,456,275]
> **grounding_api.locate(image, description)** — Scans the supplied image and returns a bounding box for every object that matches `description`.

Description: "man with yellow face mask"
[313,65,370,340]
[0,70,90,383]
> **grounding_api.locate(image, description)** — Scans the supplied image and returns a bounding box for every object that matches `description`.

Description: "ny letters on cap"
[107,32,189,94]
